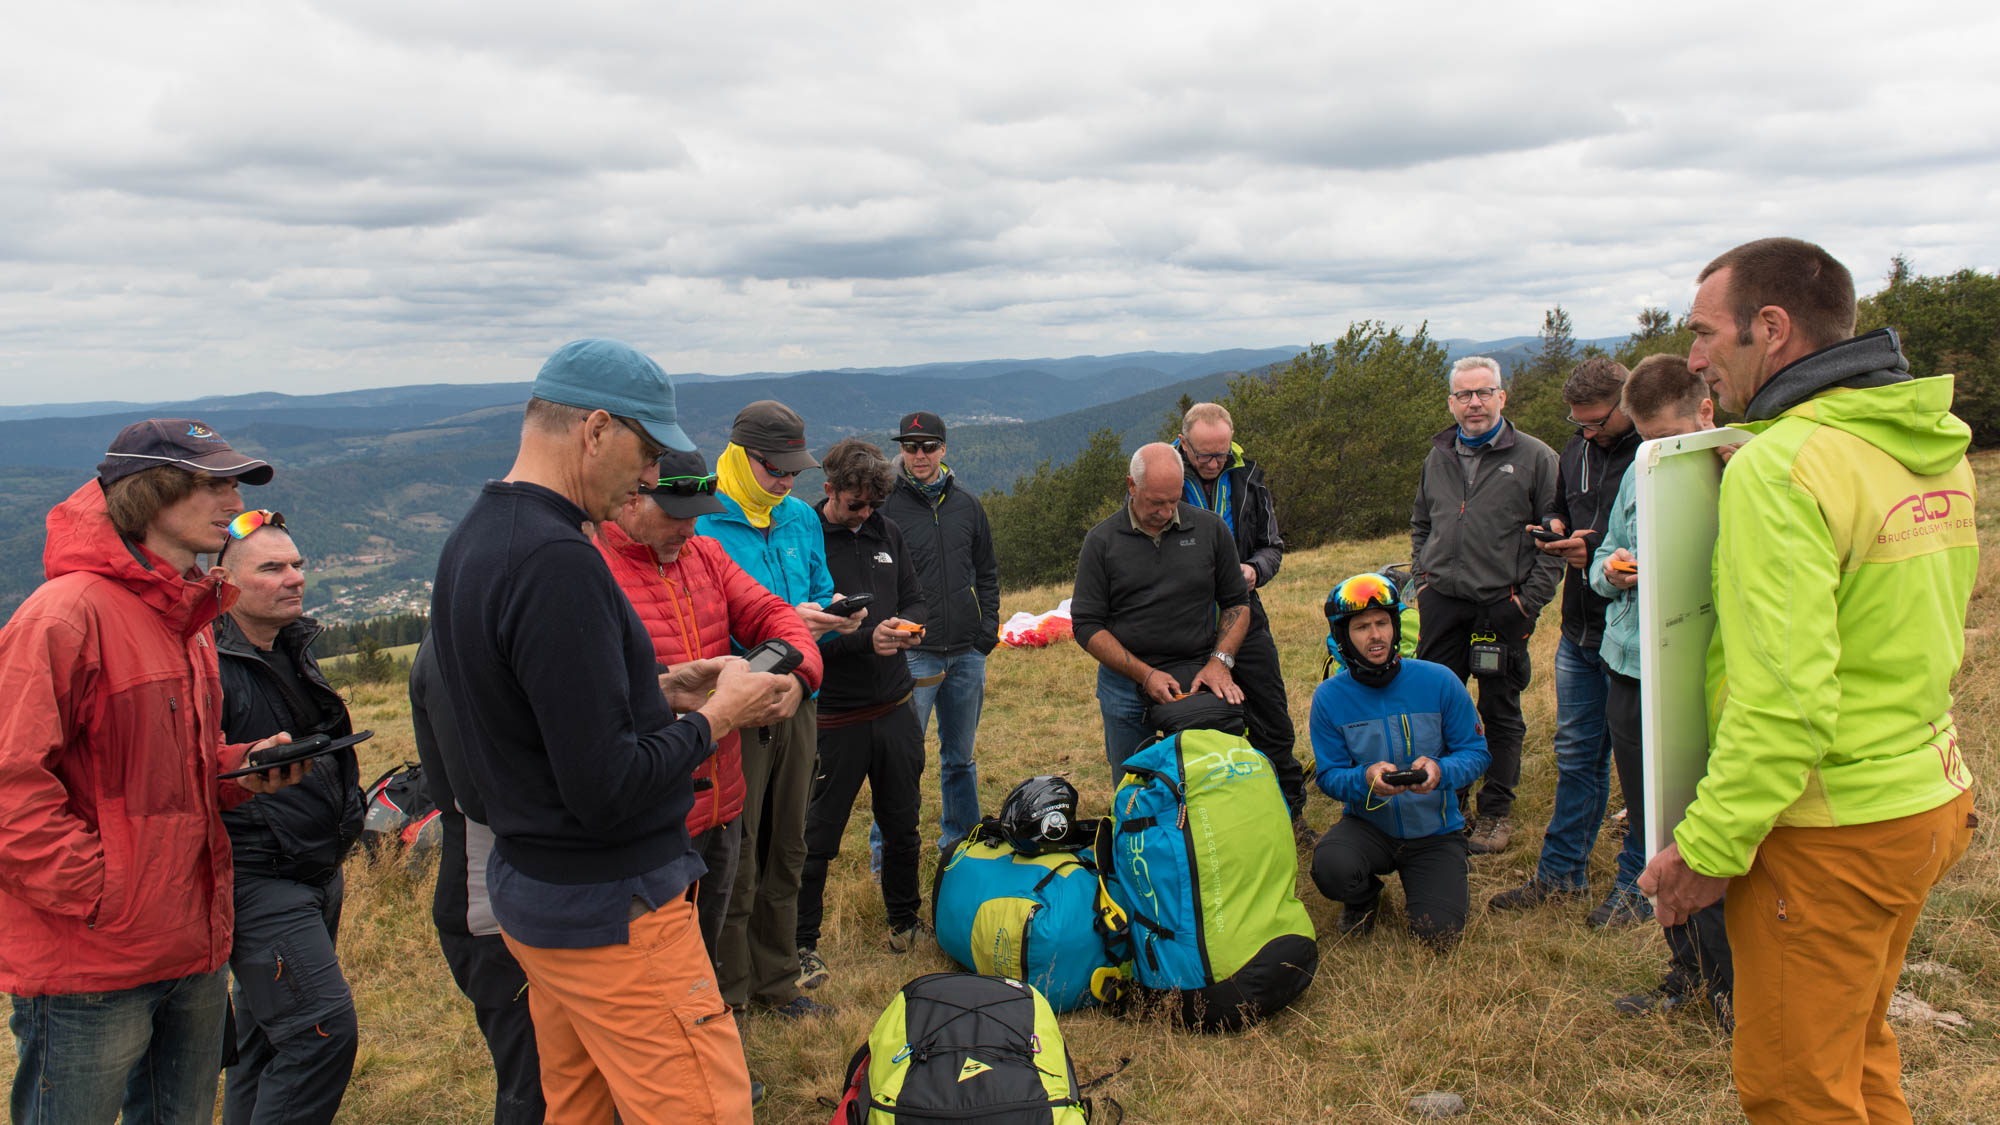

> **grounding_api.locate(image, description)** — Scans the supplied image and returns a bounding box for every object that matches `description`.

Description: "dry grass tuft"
[7,457,2000,1122]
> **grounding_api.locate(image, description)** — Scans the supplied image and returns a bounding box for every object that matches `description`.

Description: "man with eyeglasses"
[1,418,306,1125]
[1172,401,1309,838]
[876,411,999,871]
[697,399,860,1023]
[796,440,930,991]
[431,340,784,1122]
[212,509,365,1125]
[1489,356,1648,924]
[1410,356,1562,855]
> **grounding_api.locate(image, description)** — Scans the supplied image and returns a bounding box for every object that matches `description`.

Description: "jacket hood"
[43,480,235,634]
[892,454,955,494]
[1746,369,1972,477]
[1744,328,1911,422]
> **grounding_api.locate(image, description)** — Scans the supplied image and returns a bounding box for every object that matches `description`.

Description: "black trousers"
[797,702,925,950]
[691,817,743,973]
[1311,816,1470,948]
[1415,587,1533,820]
[1606,672,1734,997]
[438,930,545,1125]
[222,872,358,1125]
[1236,595,1306,817]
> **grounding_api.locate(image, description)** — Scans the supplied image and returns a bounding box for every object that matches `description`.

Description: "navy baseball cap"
[531,339,694,452]
[97,419,274,487]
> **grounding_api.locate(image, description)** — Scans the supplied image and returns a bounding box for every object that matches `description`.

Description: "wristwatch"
[1210,650,1235,670]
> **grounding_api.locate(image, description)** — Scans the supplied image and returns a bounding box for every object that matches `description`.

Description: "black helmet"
[999,775,1086,856]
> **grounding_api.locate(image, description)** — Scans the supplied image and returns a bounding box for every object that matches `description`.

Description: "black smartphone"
[1381,767,1429,787]
[824,593,875,617]
[741,638,805,676]
[1528,527,1566,543]
[220,730,374,779]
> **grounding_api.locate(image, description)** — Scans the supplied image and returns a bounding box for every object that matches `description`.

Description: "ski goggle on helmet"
[1324,571,1402,625]
[999,775,1087,856]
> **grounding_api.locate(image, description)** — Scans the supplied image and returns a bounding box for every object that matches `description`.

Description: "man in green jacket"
[1641,238,1978,1123]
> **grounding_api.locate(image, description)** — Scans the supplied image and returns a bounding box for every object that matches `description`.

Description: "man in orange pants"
[1642,239,1979,1123]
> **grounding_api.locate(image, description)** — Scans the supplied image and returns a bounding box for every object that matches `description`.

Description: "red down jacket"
[0,480,257,996]
[595,523,822,837]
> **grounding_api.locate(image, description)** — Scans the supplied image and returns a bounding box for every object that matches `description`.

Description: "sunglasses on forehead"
[656,473,719,497]
[899,439,941,454]
[218,510,287,563]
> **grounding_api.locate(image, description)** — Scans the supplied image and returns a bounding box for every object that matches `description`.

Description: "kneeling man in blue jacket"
[1310,572,1489,948]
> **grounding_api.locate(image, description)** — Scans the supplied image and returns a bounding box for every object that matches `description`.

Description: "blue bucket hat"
[531,338,694,452]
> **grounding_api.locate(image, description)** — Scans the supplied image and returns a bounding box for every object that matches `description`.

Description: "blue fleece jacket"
[1311,659,1489,839]
[696,493,836,610]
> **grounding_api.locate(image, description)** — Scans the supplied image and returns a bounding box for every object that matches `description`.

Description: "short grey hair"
[1450,356,1503,386]
[1129,447,1149,484]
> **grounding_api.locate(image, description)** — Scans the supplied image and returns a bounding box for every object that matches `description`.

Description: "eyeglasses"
[219,510,286,563]
[655,474,719,497]
[1449,387,1501,403]
[1565,408,1620,436]
[750,452,800,480]
[899,440,942,455]
[1186,449,1229,465]
[614,416,670,462]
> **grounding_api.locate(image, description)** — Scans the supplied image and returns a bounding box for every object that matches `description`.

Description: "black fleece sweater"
[817,502,926,712]
[429,481,713,885]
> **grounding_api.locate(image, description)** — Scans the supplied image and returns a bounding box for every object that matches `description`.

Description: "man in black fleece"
[429,339,792,1124]
[795,440,928,991]
[1072,442,1251,776]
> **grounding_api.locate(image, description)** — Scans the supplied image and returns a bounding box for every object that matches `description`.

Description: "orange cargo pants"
[1727,789,1976,1124]
[503,897,753,1125]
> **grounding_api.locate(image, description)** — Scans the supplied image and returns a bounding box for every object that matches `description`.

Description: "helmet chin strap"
[1335,618,1403,689]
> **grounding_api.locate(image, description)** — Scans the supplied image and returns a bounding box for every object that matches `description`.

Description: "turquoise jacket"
[1587,467,1640,680]
[696,494,836,610]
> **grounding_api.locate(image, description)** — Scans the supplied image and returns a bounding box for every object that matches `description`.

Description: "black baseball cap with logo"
[649,449,727,519]
[729,400,817,472]
[96,419,275,488]
[893,411,946,443]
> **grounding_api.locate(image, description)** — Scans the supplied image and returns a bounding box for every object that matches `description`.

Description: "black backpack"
[360,762,442,862]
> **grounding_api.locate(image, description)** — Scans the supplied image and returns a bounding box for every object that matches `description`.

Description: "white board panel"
[1634,427,1737,863]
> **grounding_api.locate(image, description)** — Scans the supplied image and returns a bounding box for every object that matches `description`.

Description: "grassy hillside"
[6,458,1997,1123]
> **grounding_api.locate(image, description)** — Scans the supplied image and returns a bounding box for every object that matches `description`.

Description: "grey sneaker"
[1466,815,1513,855]
[796,946,830,991]
[1487,879,1582,912]
[887,920,931,954]
[1586,887,1656,928]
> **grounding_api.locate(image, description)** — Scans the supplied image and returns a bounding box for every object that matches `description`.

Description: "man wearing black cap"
[0,419,306,1125]
[431,339,789,1122]
[698,400,858,1020]
[878,410,999,866]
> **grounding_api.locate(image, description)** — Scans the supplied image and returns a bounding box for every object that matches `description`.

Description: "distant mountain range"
[0,338,1609,619]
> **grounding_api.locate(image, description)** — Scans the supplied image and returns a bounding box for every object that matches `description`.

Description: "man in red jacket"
[0,419,305,1125]
[595,448,825,961]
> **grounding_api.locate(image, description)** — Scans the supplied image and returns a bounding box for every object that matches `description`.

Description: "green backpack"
[826,973,1095,1123]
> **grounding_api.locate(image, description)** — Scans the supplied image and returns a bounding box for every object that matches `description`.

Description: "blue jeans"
[10,967,230,1125]
[871,648,987,867]
[1534,635,1617,891]
[1096,665,1154,778]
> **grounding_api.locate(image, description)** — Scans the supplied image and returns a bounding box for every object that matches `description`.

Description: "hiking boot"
[1586,886,1655,928]
[796,946,830,991]
[764,995,834,1021]
[1613,967,1698,1018]
[751,1081,766,1108]
[1466,816,1513,854]
[887,920,931,954]
[1486,879,1582,912]
[1337,901,1378,937]
[1293,816,1318,849]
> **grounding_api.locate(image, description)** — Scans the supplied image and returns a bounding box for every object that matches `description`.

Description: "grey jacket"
[1409,419,1564,614]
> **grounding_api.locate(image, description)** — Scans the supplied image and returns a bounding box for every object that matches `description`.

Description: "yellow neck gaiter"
[718,443,785,529]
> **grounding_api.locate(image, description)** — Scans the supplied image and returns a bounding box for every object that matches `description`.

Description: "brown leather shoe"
[1466,815,1513,855]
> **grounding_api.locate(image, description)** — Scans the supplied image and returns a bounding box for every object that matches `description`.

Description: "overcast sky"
[3,0,1997,404]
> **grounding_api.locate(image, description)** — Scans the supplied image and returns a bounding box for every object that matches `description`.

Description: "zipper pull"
[1775,898,1788,922]
[169,695,178,713]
